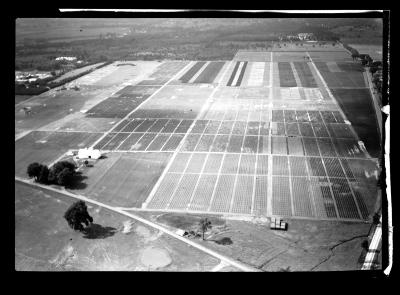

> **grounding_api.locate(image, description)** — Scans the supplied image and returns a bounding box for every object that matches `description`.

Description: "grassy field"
[15,95,33,105]
[52,62,105,82]
[15,181,220,271]
[348,44,382,61]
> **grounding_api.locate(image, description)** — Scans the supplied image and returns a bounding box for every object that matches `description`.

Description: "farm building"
[77,147,101,159]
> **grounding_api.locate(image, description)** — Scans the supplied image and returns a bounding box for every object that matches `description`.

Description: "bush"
[57,168,75,186]
[27,162,42,180]
[37,165,49,184]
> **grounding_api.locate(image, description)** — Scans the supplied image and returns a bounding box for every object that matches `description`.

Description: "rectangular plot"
[353,189,369,220]
[307,157,327,177]
[203,154,224,173]
[210,175,236,212]
[134,119,157,132]
[227,61,241,86]
[116,132,143,150]
[246,121,260,135]
[132,133,157,151]
[321,111,337,123]
[308,111,324,123]
[147,173,182,209]
[174,120,193,133]
[330,178,360,219]
[147,118,169,133]
[180,61,206,83]
[323,157,346,178]
[112,119,130,132]
[296,110,309,122]
[258,136,270,154]
[231,175,253,214]
[256,155,268,175]
[235,61,248,87]
[102,132,130,150]
[191,120,209,133]
[223,109,238,120]
[248,111,261,122]
[194,61,225,84]
[309,177,336,218]
[227,135,244,153]
[210,134,230,152]
[185,153,208,173]
[180,134,202,152]
[291,177,314,217]
[286,123,300,136]
[278,62,297,87]
[259,121,270,135]
[248,62,265,87]
[236,109,249,121]
[161,119,181,133]
[162,134,184,151]
[260,111,270,122]
[189,174,218,211]
[254,176,268,215]
[329,123,354,139]
[272,110,284,122]
[204,121,222,134]
[317,138,337,157]
[312,123,330,137]
[272,155,289,175]
[168,153,192,173]
[299,123,315,137]
[93,133,117,150]
[272,176,292,216]
[289,157,308,176]
[232,121,247,135]
[284,110,297,123]
[218,121,234,134]
[238,154,256,174]
[169,174,199,209]
[271,136,287,155]
[220,154,240,174]
[287,137,304,156]
[340,159,356,180]
[195,134,215,152]
[272,122,286,136]
[303,137,320,156]
[293,62,318,87]
[121,119,145,132]
[332,138,365,158]
[242,136,258,154]
[332,111,345,123]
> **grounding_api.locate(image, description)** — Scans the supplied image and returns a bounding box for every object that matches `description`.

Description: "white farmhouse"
[77,147,102,160]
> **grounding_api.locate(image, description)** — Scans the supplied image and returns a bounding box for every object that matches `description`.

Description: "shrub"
[64,200,93,232]
[27,162,42,180]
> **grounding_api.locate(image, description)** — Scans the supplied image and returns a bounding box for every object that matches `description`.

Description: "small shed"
[77,147,101,160]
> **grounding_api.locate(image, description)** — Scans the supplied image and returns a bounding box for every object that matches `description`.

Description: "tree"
[64,200,93,232]
[37,165,49,184]
[27,162,42,181]
[48,161,76,184]
[57,168,74,186]
[198,218,212,241]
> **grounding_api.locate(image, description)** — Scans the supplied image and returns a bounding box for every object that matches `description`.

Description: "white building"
[77,147,101,160]
[55,56,77,62]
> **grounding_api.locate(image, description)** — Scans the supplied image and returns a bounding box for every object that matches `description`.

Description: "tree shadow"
[82,223,118,239]
[65,172,88,190]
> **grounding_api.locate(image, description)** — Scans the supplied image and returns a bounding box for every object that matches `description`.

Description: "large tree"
[64,200,93,232]
[27,162,42,181]
[199,218,212,241]
[48,161,76,184]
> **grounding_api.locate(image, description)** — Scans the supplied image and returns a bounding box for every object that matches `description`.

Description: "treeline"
[15,61,112,96]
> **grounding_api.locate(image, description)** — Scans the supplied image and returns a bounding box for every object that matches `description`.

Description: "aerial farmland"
[15,17,385,272]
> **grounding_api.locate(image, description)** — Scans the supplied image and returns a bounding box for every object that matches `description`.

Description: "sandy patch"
[140,247,171,270]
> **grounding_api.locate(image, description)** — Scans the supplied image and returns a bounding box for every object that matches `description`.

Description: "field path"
[15,177,259,272]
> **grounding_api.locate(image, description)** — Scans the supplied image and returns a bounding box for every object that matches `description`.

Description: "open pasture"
[86,85,160,118]
[15,130,102,177]
[314,62,367,88]
[308,51,353,62]
[138,61,190,86]
[233,51,271,62]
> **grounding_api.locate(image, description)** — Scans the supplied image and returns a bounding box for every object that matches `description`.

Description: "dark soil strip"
[293,62,318,87]
[179,62,206,83]
[278,62,297,87]
[235,61,248,87]
[194,62,225,84]
[227,62,240,86]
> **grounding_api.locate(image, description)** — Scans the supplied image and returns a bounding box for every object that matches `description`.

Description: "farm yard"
[16,44,381,252]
